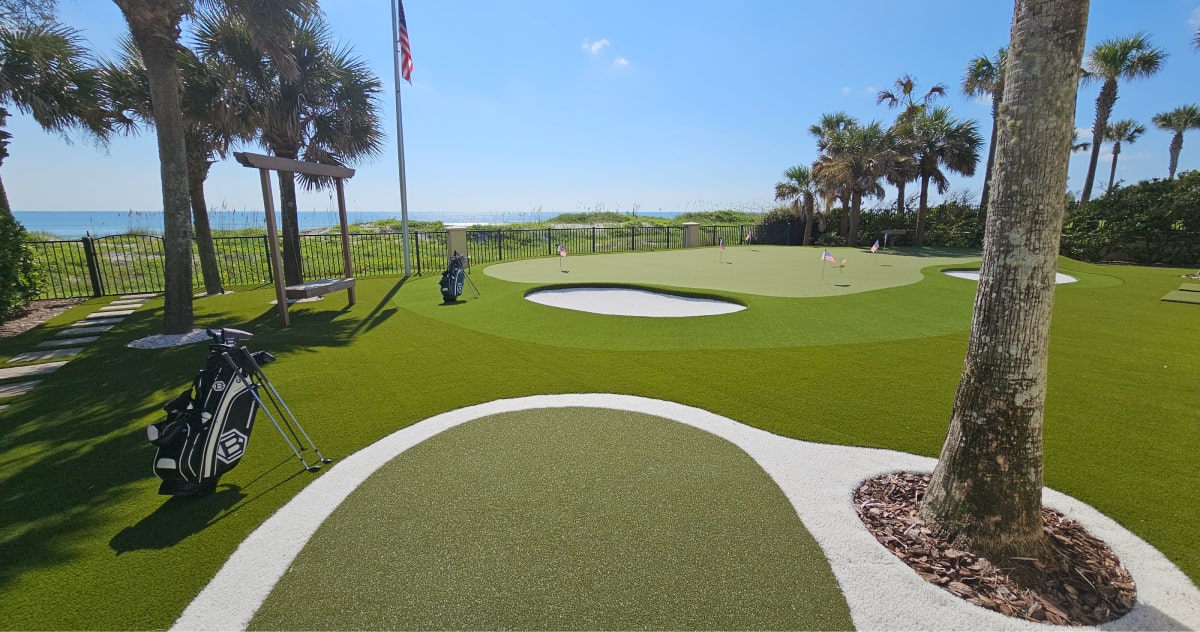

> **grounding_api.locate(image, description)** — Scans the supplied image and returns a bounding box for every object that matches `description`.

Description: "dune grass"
[251,408,852,631]
[0,248,1196,629]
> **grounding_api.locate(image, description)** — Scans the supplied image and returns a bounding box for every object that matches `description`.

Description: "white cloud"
[582,38,610,55]
[614,56,629,67]
[841,86,851,95]
[864,85,877,95]
[1188,6,1200,28]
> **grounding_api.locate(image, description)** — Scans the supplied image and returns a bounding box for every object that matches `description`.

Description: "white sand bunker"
[526,287,745,317]
[945,270,1077,284]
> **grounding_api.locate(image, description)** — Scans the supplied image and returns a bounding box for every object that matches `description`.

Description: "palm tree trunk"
[186,147,224,295]
[980,94,1001,218]
[1107,141,1121,194]
[0,108,11,219]
[802,193,815,246]
[921,0,1088,561]
[1168,132,1183,179]
[895,180,907,213]
[276,166,304,286]
[916,175,930,247]
[1080,79,1117,203]
[848,191,861,246]
[118,2,194,334]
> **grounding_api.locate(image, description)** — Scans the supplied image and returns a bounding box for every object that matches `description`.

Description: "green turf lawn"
[0,247,1196,629]
[251,408,852,630]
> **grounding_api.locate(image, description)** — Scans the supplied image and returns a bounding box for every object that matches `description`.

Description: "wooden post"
[259,168,290,327]
[334,178,356,306]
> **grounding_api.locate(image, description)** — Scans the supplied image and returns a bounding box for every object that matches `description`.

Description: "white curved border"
[173,395,1199,631]
[946,270,1078,284]
[525,287,745,317]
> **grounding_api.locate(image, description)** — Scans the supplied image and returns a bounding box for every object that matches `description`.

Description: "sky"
[6,0,1200,218]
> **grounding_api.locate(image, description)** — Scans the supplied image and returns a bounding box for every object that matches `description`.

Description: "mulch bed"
[0,299,85,339]
[854,472,1136,626]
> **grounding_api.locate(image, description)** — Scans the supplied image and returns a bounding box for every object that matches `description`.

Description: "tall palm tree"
[885,126,919,213]
[819,121,895,246]
[111,0,317,333]
[195,10,384,286]
[910,107,982,246]
[0,22,115,218]
[1079,33,1166,203]
[1102,119,1144,194]
[962,48,1006,214]
[103,36,254,295]
[876,74,946,123]
[809,112,858,225]
[773,165,817,246]
[922,0,1089,562]
[1151,104,1200,180]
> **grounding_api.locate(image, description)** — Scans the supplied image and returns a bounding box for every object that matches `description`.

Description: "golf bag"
[439,251,478,302]
[146,328,331,496]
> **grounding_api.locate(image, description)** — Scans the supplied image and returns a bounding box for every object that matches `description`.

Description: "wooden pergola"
[234,152,356,327]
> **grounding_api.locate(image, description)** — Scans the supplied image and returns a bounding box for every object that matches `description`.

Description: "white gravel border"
[946,270,1078,284]
[172,395,1200,631]
[126,329,209,349]
[525,287,745,317]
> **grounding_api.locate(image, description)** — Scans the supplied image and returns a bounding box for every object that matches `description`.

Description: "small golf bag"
[439,251,478,302]
[147,328,331,496]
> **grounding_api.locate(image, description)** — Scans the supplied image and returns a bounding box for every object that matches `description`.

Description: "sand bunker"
[944,270,1077,284]
[525,288,744,317]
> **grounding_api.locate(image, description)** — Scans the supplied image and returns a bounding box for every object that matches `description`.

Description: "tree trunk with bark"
[802,192,815,246]
[186,143,223,295]
[275,162,304,286]
[848,191,862,246]
[921,0,1089,561]
[895,180,907,214]
[115,0,194,334]
[1168,132,1183,179]
[916,174,930,247]
[1107,140,1121,194]
[1080,79,1117,203]
[980,93,1001,221]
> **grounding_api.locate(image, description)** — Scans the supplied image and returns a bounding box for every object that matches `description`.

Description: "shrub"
[1062,171,1200,265]
[0,214,41,319]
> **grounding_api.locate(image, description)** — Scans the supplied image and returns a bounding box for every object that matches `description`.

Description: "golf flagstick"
[557,243,568,272]
[719,237,725,264]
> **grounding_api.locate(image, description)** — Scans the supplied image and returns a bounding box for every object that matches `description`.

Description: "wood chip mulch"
[0,298,85,339]
[854,472,1137,626]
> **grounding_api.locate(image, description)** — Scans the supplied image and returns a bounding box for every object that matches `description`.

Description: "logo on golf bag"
[212,380,227,392]
[215,429,248,464]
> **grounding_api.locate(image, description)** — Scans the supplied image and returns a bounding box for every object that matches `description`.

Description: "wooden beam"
[258,168,290,327]
[335,178,357,306]
[234,152,355,179]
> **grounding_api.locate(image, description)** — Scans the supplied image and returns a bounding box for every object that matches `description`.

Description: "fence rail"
[26,224,759,299]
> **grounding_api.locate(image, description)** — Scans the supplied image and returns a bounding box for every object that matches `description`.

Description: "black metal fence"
[26,224,759,299]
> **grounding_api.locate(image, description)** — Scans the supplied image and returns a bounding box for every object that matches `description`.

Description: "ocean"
[12,210,683,240]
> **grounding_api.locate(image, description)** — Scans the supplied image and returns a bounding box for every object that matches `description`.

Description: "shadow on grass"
[110,485,247,555]
[879,246,981,258]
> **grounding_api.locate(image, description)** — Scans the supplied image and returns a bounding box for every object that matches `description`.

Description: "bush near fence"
[1061,171,1200,266]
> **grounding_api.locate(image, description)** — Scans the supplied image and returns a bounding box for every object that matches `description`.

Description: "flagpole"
[390,0,412,277]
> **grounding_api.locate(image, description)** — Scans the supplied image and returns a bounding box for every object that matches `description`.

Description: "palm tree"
[809,112,858,230]
[1079,33,1167,203]
[194,10,384,286]
[885,126,919,213]
[0,0,56,27]
[909,107,982,246]
[922,0,1089,562]
[0,22,115,218]
[773,165,817,246]
[111,0,317,333]
[1102,119,1144,194]
[876,74,946,123]
[962,48,1006,214]
[819,121,895,246]
[103,36,254,295]
[1151,104,1200,180]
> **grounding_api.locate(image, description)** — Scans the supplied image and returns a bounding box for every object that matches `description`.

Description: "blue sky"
[7,0,1200,217]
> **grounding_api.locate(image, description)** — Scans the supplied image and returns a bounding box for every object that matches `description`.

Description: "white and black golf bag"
[439,251,478,302]
[146,328,330,496]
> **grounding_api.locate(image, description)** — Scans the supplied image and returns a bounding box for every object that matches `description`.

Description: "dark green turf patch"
[1178,283,1200,292]
[250,408,852,631]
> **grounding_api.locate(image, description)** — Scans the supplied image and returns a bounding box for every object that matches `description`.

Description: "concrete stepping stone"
[85,309,135,318]
[37,336,99,348]
[0,361,68,381]
[0,380,40,397]
[109,299,146,306]
[8,348,83,363]
[57,325,113,336]
[74,317,124,326]
[99,304,138,312]
[120,293,158,299]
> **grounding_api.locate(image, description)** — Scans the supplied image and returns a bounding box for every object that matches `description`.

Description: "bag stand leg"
[220,352,333,472]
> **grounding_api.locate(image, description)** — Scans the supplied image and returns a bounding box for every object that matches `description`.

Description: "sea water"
[13,210,683,240]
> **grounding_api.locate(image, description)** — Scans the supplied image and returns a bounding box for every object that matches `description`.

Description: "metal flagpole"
[390,0,412,277]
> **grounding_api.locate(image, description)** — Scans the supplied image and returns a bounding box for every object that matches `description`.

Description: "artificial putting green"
[0,253,1196,630]
[250,408,852,630]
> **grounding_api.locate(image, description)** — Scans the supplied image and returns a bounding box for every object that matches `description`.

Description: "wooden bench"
[285,277,356,300]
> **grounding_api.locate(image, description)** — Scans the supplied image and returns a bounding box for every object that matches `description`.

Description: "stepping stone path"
[1,293,157,413]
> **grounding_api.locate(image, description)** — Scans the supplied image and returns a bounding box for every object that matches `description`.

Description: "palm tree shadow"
[109,485,246,555]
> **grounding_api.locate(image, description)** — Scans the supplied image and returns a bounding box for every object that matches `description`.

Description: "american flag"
[719,238,725,251]
[558,244,567,257]
[396,0,414,83]
[744,231,751,242]
[870,240,880,253]
[822,249,837,263]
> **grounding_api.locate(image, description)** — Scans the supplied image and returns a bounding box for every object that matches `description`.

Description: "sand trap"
[945,270,1077,284]
[525,288,744,317]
